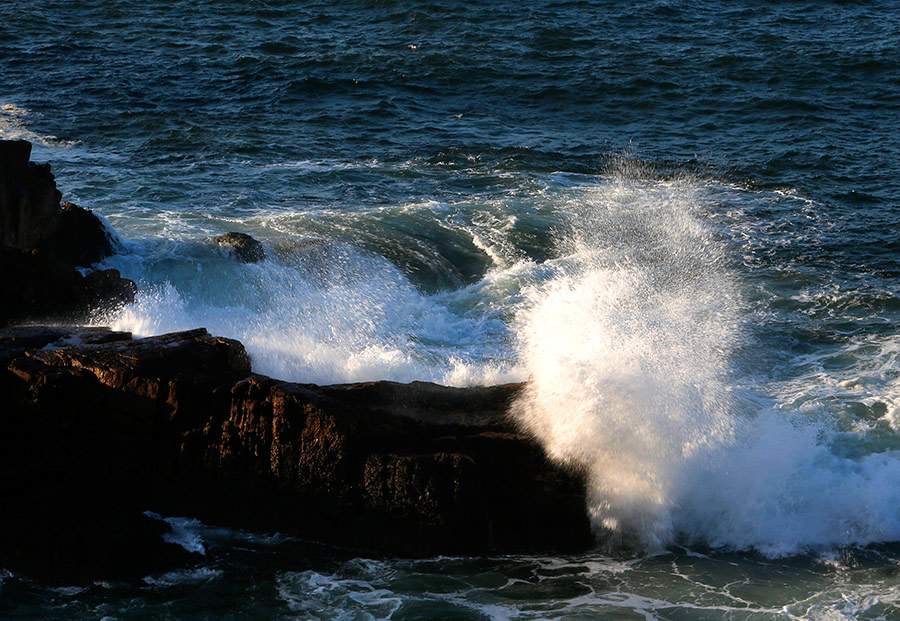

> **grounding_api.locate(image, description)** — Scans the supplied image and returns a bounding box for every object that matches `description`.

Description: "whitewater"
[80,161,900,563]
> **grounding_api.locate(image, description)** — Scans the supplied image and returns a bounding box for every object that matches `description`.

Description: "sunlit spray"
[512,165,740,549]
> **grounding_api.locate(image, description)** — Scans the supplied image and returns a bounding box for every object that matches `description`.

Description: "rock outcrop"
[0,248,137,327]
[0,140,62,250]
[0,140,113,265]
[0,140,136,327]
[212,231,266,263]
[0,144,592,586]
[0,327,592,585]
[54,200,116,266]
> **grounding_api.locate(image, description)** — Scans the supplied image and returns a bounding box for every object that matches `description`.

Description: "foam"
[144,512,206,555]
[142,567,223,587]
[513,170,739,549]
[0,103,78,148]
[512,166,900,556]
[101,239,518,386]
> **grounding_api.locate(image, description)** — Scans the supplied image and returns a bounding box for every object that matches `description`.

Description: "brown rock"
[0,327,592,584]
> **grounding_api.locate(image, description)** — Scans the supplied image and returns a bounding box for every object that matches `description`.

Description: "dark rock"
[0,504,201,586]
[0,140,62,249]
[0,327,591,584]
[212,231,266,263]
[0,140,116,266]
[0,325,131,365]
[0,139,31,177]
[0,141,133,326]
[53,201,116,266]
[0,247,137,327]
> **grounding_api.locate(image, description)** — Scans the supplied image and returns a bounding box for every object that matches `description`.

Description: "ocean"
[3,0,900,618]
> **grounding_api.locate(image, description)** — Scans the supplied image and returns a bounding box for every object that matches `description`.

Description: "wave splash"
[100,239,520,387]
[513,166,740,548]
[512,166,900,556]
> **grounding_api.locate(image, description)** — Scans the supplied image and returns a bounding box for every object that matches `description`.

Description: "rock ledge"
[0,326,591,584]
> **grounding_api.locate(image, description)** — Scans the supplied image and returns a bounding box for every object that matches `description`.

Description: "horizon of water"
[3,0,900,618]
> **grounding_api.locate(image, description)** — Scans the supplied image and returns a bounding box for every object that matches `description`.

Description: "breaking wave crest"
[100,238,521,387]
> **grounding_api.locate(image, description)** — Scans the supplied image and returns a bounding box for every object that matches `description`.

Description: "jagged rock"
[0,247,136,327]
[0,327,591,584]
[0,140,116,267]
[212,231,266,263]
[53,201,116,266]
[0,140,134,326]
[0,140,63,249]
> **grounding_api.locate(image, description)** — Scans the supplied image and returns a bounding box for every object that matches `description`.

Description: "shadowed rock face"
[0,248,136,327]
[0,140,135,327]
[0,140,62,250]
[0,141,113,266]
[0,327,592,585]
[55,201,115,266]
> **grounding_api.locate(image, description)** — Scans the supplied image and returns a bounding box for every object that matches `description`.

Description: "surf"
[512,165,900,556]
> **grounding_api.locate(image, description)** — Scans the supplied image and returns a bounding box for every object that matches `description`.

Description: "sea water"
[3,0,900,618]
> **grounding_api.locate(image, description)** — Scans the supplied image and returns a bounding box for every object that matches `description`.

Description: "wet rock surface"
[212,231,266,263]
[0,327,592,585]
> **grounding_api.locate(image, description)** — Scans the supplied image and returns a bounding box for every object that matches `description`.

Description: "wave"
[90,158,900,557]
[99,237,521,387]
[512,165,900,556]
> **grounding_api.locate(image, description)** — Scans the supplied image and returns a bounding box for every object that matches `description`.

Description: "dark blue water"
[3,1,900,617]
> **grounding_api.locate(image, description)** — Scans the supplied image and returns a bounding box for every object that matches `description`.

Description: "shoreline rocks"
[0,140,136,327]
[0,326,592,585]
[0,140,114,266]
[0,248,137,327]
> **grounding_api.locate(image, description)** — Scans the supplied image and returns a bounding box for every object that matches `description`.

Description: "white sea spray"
[512,168,740,548]
[512,167,900,555]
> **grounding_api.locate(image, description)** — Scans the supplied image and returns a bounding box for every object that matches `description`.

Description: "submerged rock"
[0,327,592,584]
[212,231,266,263]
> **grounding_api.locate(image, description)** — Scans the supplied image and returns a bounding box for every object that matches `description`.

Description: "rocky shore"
[0,140,592,585]
[0,140,136,327]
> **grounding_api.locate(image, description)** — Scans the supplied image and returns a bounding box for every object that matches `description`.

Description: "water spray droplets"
[513,170,740,549]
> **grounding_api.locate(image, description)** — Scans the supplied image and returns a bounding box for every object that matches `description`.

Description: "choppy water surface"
[3,0,900,618]
[5,520,900,619]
